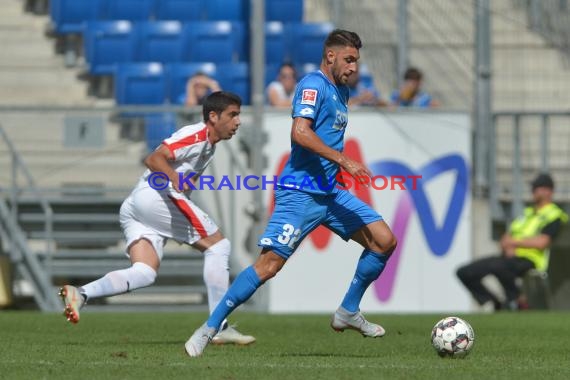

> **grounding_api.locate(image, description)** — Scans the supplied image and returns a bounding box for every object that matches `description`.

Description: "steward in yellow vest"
[457,173,567,311]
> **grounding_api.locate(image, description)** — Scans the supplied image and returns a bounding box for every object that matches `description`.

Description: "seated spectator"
[456,173,568,311]
[390,67,439,108]
[266,63,297,108]
[347,69,387,108]
[183,72,221,107]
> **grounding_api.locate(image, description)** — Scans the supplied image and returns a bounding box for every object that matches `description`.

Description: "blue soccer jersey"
[278,70,350,194]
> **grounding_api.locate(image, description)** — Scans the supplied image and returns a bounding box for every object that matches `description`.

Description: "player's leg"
[326,191,396,337]
[191,230,256,345]
[59,238,160,324]
[456,256,504,309]
[204,189,323,330]
[59,194,162,324]
[185,249,285,357]
[185,188,323,357]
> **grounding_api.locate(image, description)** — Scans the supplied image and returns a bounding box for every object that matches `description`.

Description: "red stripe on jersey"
[163,126,208,159]
[168,195,208,238]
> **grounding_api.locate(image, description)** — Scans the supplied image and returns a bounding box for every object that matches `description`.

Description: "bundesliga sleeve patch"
[301,89,317,105]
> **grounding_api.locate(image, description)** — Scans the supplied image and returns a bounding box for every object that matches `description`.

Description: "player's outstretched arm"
[291,117,371,181]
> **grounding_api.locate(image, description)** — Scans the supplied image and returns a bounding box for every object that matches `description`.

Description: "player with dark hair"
[59,91,255,345]
[185,29,397,357]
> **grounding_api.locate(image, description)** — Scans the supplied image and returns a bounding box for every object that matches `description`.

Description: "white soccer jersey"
[135,121,216,196]
[120,121,219,259]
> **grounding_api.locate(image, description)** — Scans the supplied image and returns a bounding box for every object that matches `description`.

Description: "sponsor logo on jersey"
[299,107,314,116]
[301,89,317,105]
[332,110,348,130]
[260,238,273,245]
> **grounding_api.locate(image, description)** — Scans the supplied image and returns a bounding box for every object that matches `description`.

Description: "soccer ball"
[431,316,475,358]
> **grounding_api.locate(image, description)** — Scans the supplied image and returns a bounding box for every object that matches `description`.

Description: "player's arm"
[291,117,371,181]
[143,144,190,192]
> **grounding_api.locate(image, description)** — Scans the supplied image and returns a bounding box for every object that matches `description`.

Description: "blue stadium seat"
[296,62,319,78]
[287,22,334,65]
[167,62,217,104]
[83,21,137,75]
[265,21,287,64]
[205,0,247,21]
[182,21,246,63]
[102,0,155,21]
[358,64,375,88]
[266,0,303,22]
[144,113,177,152]
[265,63,280,87]
[154,0,204,21]
[115,63,168,105]
[135,21,183,63]
[49,0,103,34]
[217,63,250,104]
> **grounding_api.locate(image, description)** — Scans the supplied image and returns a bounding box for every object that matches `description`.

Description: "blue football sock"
[207,266,262,329]
[341,249,388,313]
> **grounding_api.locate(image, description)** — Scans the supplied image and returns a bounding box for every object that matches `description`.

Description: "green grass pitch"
[1,311,569,379]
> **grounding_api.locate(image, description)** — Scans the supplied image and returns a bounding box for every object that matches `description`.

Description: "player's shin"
[206,266,261,329]
[203,238,231,314]
[80,262,157,300]
[340,249,388,312]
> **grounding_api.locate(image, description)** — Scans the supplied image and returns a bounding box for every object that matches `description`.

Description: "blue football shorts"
[258,187,383,259]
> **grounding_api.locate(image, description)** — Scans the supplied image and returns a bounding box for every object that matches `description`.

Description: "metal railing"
[0,124,60,310]
[0,124,54,270]
[490,111,570,222]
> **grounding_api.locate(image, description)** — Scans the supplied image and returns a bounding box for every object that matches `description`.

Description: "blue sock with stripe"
[207,266,262,329]
[341,249,388,313]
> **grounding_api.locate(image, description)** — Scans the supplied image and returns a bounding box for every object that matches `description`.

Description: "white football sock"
[80,262,157,300]
[203,238,230,317]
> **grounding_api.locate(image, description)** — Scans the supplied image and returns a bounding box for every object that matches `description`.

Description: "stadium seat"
[135,21,184,63]
[287,22,334,65]
[266,0,303,22]
[102,0,155,21]
[167,62,217,104]
[296,62,319,78]
[205,0,247,21]
[83,21,137,76]
[144,113,177,152]
[182,21,246,63]
[115,62,168,105]
[265,63,280,87]
[358,64,375,88]
[265,21,287,64]
[217,63,250,104]
[49,0,103,34]
[154,0,204,21]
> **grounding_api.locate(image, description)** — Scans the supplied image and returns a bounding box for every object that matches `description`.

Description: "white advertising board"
[262,111,472,313]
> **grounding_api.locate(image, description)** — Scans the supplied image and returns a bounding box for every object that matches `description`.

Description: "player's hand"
[341,156,372,187]
[171,177,191,193]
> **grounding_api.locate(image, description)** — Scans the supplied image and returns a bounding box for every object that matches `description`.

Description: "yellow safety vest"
[509,203,568,272]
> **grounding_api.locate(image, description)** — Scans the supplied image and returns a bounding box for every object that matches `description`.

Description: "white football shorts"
[119,186,219,260]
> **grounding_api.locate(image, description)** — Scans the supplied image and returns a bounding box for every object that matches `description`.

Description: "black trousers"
[456,255,535,305]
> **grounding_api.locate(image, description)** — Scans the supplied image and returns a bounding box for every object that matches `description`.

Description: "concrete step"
[0,0,91,106]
